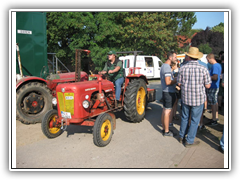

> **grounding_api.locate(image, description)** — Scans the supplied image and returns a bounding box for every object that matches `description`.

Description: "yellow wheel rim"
[101,119,112,141]
[136,87,146,115]
[48,115,61,134]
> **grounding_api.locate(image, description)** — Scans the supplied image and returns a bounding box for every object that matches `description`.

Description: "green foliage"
[47,12,197,71]
[211,22,224,34]
[191,27,224,54]
[198,43,212,54]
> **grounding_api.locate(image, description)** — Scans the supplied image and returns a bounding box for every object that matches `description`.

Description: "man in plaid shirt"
[177,47,211,147]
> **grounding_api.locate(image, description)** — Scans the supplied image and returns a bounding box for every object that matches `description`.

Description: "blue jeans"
[114,77,124,101]
[220,130,224,151]
[179,103,204,144]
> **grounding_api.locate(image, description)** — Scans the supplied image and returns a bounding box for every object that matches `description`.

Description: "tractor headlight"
[52,97,57,106]
[82,100,90,109]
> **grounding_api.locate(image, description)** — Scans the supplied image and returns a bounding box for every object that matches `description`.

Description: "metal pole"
[16,43,23,78]
[52,54,54,73]
[55,56,71,72]
[75,50,78,82]
[75,50,81,82]
[56,55,58,73]
[78,50,81,82]
[133,51,137,74]
[75,49,90,82]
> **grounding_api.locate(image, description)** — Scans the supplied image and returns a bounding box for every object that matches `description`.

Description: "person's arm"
[204,68,212,89]
[99,63,108,75]
[205,84,211,89]
[108,61,122,74]
[164,65,176,85]
[211,64,221,81]
[211,74,218,81]
[165,76,177,86]
[99,71,107,75]
[108,66,120,74]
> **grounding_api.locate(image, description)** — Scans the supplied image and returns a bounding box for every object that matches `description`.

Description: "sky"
[192,12,224,30]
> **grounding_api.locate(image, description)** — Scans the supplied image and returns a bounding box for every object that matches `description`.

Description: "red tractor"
[41,50,156,147]
[16,71,88,124]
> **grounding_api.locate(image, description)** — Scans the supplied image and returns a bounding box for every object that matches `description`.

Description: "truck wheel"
[41,109,63,138]
[93,113,113,147]
[124,78,147,123]
[16,82,52,124]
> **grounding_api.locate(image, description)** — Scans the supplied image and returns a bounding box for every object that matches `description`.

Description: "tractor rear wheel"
[124,78,147,123]
[93,113,113,147]
[41,109,63,138]
[16,82,52,124]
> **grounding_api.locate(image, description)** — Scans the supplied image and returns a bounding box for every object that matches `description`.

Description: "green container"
[16,12,48,78]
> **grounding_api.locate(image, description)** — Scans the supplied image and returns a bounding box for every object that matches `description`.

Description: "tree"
[198,43,212,54]
[47,12,96,67]
[107,12,179,57]
[212,22,224,34]
[47,12,197,71]
[191,27,223,54]
[173,12,197,36]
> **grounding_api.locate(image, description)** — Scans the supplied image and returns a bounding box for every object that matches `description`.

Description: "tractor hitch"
[61,118,68,130]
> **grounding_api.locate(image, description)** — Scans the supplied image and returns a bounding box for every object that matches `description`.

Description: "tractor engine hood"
[56,79,114,94]
[55,80,114,120]
[47,72,88,82]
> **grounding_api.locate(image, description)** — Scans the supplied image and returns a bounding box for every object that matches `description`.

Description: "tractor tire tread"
[93,113,113,147]
[41,109,63,139]
[16,82,52,124]
[123,78,147,123]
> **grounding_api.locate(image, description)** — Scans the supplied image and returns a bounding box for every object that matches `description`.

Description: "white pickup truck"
[119,55,163,79]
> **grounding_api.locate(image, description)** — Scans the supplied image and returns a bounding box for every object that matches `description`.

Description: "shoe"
[198,125,206,130]
[185,140,200,148]
[163,131,176,137]
[179,138,183,143]
[169,123,174,127]
[205,120,218,126]
[117,100,122,107]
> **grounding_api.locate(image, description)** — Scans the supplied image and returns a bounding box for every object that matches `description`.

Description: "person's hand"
[108,70,114,74]
[99,71,106,75]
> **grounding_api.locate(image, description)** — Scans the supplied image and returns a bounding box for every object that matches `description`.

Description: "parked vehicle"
[119,55,163,79]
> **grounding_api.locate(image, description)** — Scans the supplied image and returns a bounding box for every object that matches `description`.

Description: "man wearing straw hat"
[177,47,211,147]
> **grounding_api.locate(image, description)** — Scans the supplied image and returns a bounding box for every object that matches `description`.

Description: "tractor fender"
[125,74,148,85]
[16,76,48,90]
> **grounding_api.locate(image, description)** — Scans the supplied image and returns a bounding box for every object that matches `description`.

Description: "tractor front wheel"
[41,109,63,139]
[93,113,113,147]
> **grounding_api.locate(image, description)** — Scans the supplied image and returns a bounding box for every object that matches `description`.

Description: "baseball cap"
[108,50,116,55]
